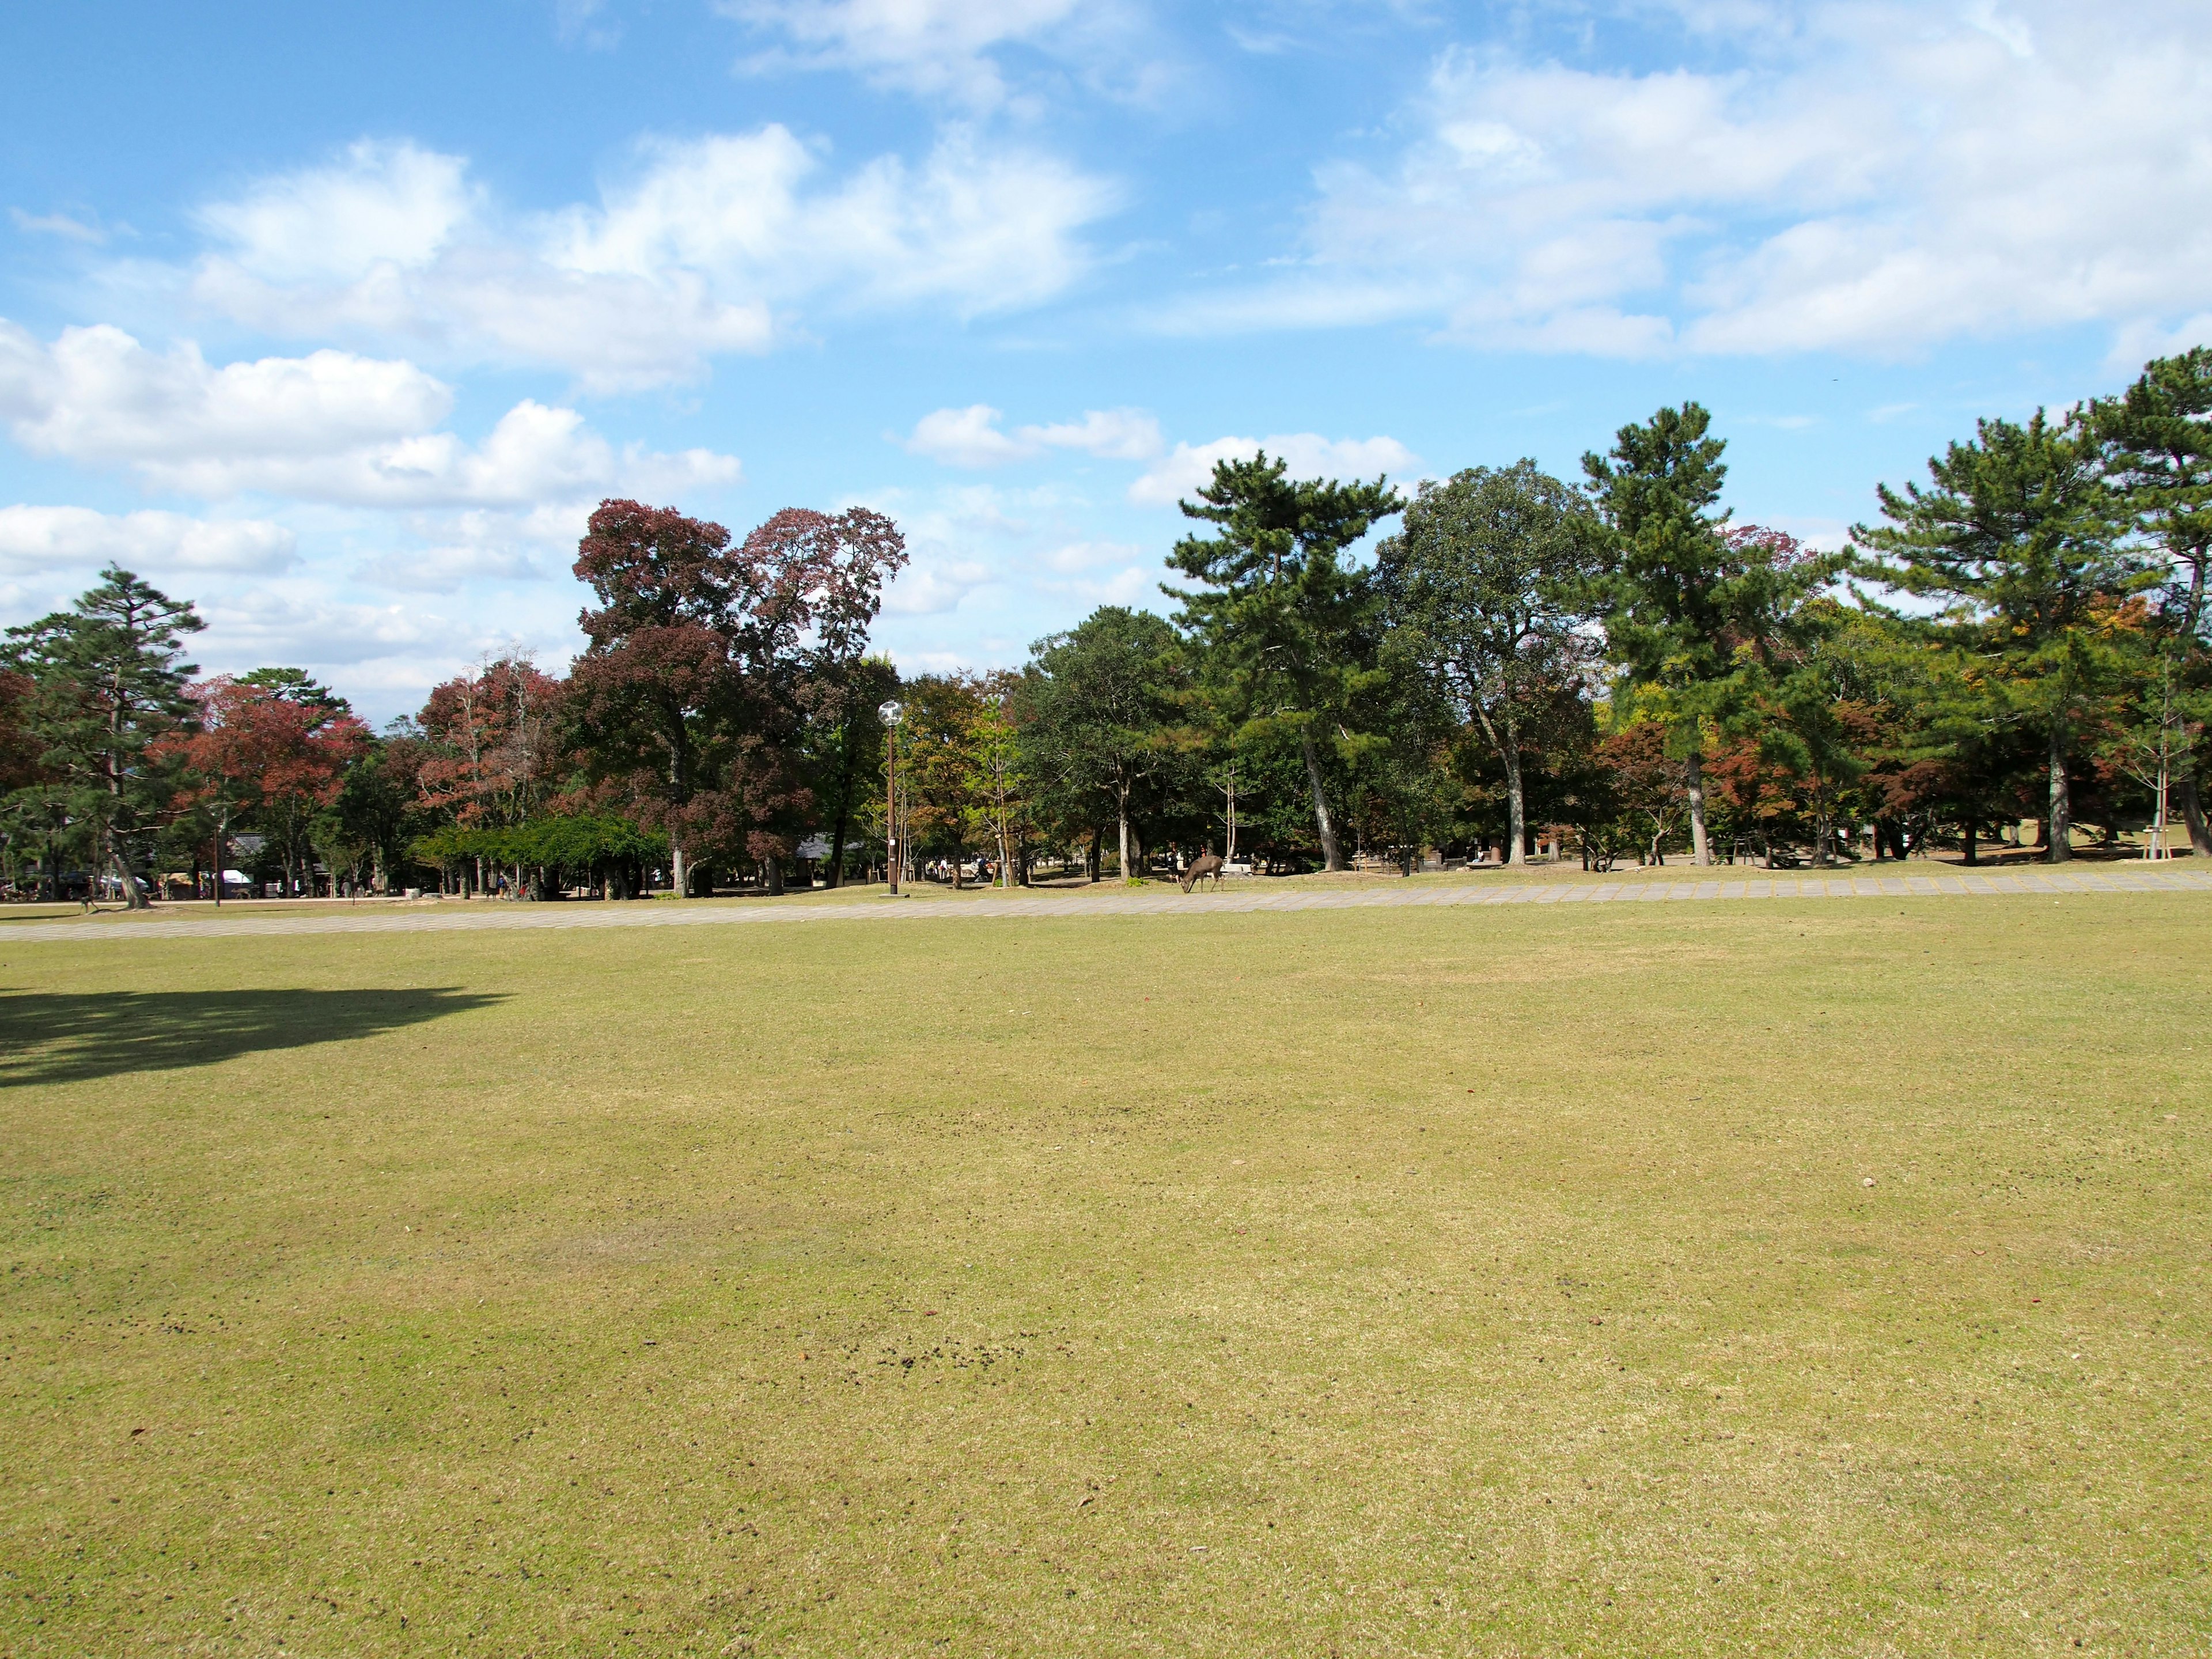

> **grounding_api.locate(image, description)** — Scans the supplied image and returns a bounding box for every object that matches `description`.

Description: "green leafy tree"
[0,665,70,897]
[1375,460,1603,864]
[898,673,994,886]
[802,655,899,888]
[1854,409,2150,862]
[1,566,203,907]
[1168,452,1402,871]
[2089,349,2212,853]
[314,732,427,894]
[1017,607,1189,880]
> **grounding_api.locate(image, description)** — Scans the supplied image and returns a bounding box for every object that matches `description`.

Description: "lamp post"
[878,699,904,895]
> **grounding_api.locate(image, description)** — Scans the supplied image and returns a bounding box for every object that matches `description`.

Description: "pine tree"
[1167,452,1401,872]
[1583,403,1743,866]
[2089,350,2212,854]
[2,566,203,908]
[1854,410,2150,862]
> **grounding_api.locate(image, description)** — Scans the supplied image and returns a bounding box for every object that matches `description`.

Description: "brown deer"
[1179,852,1225,893]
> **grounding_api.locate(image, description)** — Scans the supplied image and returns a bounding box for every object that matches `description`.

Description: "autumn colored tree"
[172,674,369,898]
[567,501,905,895]
[1594,722,1689,866]
[169,678,279,903]
[234,671,370,895]
[898,673,991,887]
[417,658,567,830]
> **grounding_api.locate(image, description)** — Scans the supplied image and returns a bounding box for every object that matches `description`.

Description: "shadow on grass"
[0,987,505,1088]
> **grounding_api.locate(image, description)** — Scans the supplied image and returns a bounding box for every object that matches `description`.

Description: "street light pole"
[879,700,904,895]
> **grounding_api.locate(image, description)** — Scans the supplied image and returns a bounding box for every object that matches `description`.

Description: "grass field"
[3,892,2208,1656]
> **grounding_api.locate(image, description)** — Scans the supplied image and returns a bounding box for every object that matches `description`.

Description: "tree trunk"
[671,844,688,896]
[1962,819,1978,866]
[1501,732,1527,868]
[1300,729,1345,871]
[107,836,144,908]
[1117,786,1133,881]
[2178,769,2212,858]
[2046,721,2073,863]
[1685,747,1711,867]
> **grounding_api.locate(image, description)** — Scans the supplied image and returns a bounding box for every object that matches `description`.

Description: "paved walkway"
[9,865,2209,945]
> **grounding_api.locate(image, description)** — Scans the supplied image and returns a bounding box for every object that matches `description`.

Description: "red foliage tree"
[415,657,567,830]
[566,500,906,893]
[170,677,369,900]
[1595,722,1690,865]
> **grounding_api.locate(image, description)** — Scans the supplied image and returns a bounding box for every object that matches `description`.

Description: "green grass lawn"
[3,895,2207,1656]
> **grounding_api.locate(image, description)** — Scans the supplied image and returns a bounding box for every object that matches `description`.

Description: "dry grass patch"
[2,895,2207,1656]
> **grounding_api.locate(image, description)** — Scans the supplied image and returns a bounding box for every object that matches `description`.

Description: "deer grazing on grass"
[1180,851,1225,893]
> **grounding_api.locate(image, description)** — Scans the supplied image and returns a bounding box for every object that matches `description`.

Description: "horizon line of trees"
[5,350,2207,904]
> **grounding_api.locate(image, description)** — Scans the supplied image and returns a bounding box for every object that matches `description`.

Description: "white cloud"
[723,0,1145,111]
[354,502,587,592]
[1049,565,1157,607]
[1128,433,1419,506]
[1171,0,2212,360]
[142,399,739,508]
[357,543,546,594]
[185,129,1117,391]
[900,403,1163,467]
[1024,407,1161,460]
[1039,539,1143,573]
[192,590,502,672]
[552,0,620,48]
[0,321,738,507]
[0,321,449,466]
[0,505,298,578]
[902,404,1035,467]
[2107,312,2212,373]
[11,207,105,244]
[194,139,475,286]
[882,556,994,615]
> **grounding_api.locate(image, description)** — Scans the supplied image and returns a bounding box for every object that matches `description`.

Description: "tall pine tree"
[1584,404,1739,865]
[1854,410,2148,862]
[1167,452,1401,871]
[2,566,203,907]
[2090,350,2212,854]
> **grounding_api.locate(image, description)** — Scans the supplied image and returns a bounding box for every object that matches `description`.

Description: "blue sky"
[3,0,2208,722]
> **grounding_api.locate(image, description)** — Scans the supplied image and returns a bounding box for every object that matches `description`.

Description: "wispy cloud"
[899,403,1163,468]
[1158,0,2212,361]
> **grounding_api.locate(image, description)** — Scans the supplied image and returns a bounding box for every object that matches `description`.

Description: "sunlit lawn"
[2,891,2207,1656]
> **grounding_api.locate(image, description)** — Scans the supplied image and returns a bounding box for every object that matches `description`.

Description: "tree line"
[5,352,2207,904]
